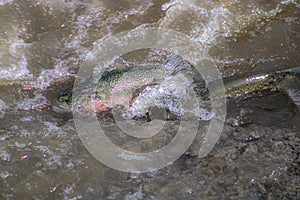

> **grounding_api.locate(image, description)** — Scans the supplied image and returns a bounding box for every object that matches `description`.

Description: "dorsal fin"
[162,55,190,71]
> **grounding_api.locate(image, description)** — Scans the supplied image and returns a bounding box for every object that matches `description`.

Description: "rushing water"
[0,0,299,199]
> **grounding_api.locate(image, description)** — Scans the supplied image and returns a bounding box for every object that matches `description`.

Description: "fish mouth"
[52,104,72,114]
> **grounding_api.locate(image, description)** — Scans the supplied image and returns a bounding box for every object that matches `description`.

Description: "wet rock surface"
[1,87,299,199]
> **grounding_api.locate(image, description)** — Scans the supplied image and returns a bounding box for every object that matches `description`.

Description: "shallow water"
[0,0,300,199]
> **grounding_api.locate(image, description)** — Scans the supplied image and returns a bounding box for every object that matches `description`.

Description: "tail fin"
[278,66,300,74]
[162,55,191,71]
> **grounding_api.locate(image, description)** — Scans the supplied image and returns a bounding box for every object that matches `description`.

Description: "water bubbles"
[62,183,77,199]
[17,93,49,111]
[0,146,10,161]
[124,187,144,200]
[286,88,300,108]
[35,145,63,168]
[8,39,30,58]
[161,0,178,11]
[0,171,11,179]
[0,0,12,6]
[0,98,8,118]
[35,66,72,90]
[122,73,212,120]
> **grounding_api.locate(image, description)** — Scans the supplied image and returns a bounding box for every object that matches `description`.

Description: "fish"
[52,55,191,114]
[207,66,300,98]
[52,54,300,116]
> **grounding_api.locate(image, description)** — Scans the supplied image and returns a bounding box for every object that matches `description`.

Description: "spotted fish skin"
[53,55,190,113]
[53,58,300,115]
[207,66,300,98]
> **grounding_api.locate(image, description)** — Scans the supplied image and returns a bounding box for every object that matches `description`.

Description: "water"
[0,0,299,199]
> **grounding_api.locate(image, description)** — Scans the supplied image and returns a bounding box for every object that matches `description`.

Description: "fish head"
[52,89,73,114]
[53,96,111,114]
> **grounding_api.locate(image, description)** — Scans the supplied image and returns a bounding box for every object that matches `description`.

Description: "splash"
[160,0,297,48]
[123,73,213,120]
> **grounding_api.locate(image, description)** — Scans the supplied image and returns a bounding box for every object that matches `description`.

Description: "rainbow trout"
[53,54,300,115]
[52,55,190,114]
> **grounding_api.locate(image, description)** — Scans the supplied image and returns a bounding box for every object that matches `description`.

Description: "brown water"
[0,0,299,199]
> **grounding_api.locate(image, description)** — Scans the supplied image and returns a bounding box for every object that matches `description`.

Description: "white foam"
[127,0,154,15]
[35,66,71,90]
[124,187,144,200]
[0,99,7,118]
[0,58,31,81]
[123,73,213,120]
[287,88,300,107]
[0,171,11,179]
[62,183,76,199]
[159,0,232,48]
[42,121,68,138]
[20,116,35,122]
[8,39,30,57]
[281,0,300,8]
[17,93,49,111]
[36,145,62,167]
[160,0,290,49]
[0,147,10,161]
[0,0,12,6]
[0,38,32,81]
[33,0,66,9]
[162,0,182,11]
[20,129,31,137]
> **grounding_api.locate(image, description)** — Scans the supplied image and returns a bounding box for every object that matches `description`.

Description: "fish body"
[53,55,300,115]
[53,55,190,113]
[226,67,300,96]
